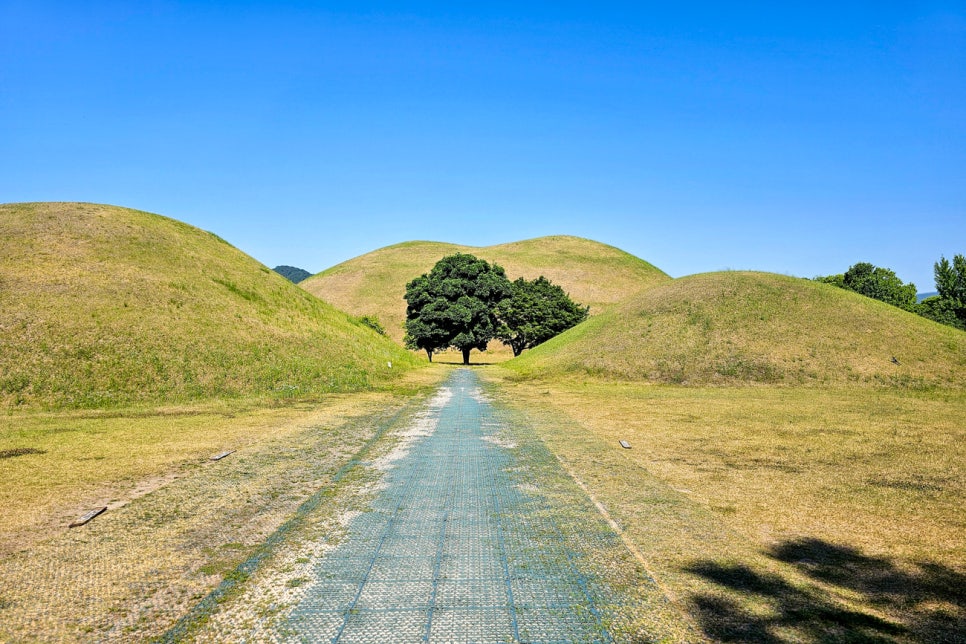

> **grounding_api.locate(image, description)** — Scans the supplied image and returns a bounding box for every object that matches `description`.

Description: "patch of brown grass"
[487,372,965,641]
[0,366,447,641]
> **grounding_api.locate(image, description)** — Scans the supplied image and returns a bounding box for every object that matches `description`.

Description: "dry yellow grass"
[1,398,368,555]
[301,236,669,344]
[0,367,448,641]
[510,271,966,388]
[486,371,966,641]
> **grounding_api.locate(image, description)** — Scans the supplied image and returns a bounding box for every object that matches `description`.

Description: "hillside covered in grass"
[0,203,421,409]
[301,236,669,343]
[508,271,966,387]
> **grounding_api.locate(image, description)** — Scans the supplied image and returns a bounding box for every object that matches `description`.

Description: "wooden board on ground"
[69,507,107,528]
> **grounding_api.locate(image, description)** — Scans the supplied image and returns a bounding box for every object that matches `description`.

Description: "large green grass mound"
[301,236,669,343]
[0,203,421,409]
[508,271,966,387]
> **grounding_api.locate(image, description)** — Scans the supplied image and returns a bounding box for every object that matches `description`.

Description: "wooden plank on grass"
[210,450,235,461]
[69,507,107,528]
[619,440,631,449]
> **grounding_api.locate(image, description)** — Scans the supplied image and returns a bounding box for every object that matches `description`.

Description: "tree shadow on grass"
[683,538,965,642]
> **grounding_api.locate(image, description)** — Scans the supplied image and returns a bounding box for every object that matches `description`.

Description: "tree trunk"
[462,347,471,365]
[426,349,433,362]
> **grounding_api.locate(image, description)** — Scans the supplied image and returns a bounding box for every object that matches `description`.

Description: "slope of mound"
[0,203,421,409]
[301,236,669,343]
[508,271,966,387]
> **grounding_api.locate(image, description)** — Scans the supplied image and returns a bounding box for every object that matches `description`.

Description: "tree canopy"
[495,276,589,356]
[814,262,917,311]
[815,255,966,332]
[842,262,918,310]
[935,255,966,305]
[920,254,966,330]
[272,265,311,283]
[403,254,512,364]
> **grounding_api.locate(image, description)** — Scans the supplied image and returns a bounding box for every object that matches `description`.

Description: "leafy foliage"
[356,315,387,336]
[273,265,312,283]
[816,256,966,332]
[814,262,917,310]
[917,296,963,330]
[495,277,589,356]
[814,274,845,289]
[920,255,966,330]
[841,262,917,310]
[935,255,966,302]
[404,254,512,364]
[302,236,669,345]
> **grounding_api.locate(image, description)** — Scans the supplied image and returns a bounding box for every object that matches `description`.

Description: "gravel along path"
[186,369,688,642]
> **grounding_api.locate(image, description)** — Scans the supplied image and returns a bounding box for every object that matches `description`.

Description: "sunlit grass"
[488,371,965,641]
[0,367,448,641]
[0,202,423,410]
[509,271,966,388]
[0,365,448,550]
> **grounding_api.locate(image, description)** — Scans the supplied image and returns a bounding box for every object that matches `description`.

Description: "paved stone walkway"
[285,369,615,642]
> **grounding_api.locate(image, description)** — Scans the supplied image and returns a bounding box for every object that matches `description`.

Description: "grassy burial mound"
[509,270,966,387]
[0,202,420,409]
[301,235,669,344]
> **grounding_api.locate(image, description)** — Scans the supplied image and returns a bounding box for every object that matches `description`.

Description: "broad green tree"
[817,255,966,330]
[403,253,512,364]
[495,276,589,356]
[917,295,963,330]
[816,262,916,311]
[842,262,917,311]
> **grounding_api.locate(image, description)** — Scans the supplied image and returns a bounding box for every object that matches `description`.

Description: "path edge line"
[154,398,422,643]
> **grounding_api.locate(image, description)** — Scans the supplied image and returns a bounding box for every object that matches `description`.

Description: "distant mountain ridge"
[273,265,312,283]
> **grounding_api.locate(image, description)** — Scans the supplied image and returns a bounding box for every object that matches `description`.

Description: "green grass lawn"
[0,202,423,410]
[508,271,966,388]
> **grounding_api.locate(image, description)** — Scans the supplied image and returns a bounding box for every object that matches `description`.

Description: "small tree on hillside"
[495,276,589,356]
[920,254,966,330]
[403,254,512,364]
[842,262,917,311]
[815,262,916,311]
[935,255,966,305]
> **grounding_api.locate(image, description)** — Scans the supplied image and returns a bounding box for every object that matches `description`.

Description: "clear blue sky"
[2,2,963,290]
